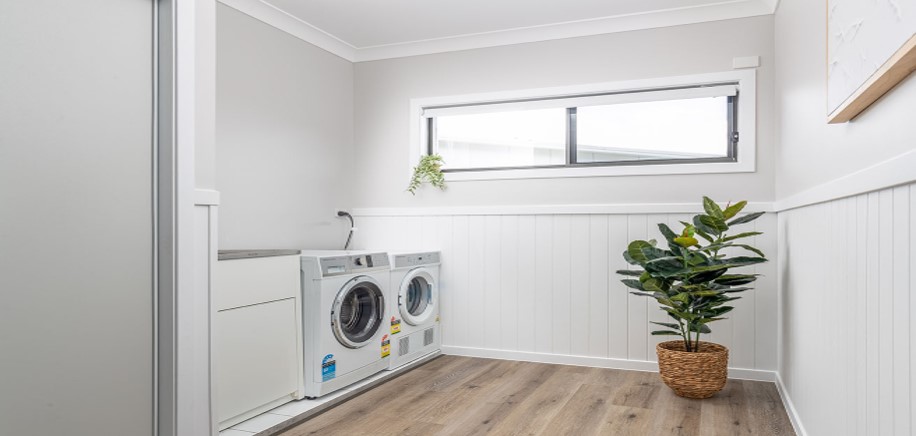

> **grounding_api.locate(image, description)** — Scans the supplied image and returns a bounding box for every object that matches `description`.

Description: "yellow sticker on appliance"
[390,316,401,335]
[381,334,391,358]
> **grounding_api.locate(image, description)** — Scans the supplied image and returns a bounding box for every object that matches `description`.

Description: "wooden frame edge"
[828,34,916,124]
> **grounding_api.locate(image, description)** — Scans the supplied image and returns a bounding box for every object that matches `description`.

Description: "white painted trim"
[775,373,808,436]
[762,0,781,14]
[441,346,777,382]
[409,69,756,182]
[774,149,916,212]
[351,201,773,217]
[217,0,357,61]
[195,189,221,206]
[219,0,773,62]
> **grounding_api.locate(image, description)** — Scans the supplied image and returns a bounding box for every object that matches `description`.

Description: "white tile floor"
[218,370,391,435]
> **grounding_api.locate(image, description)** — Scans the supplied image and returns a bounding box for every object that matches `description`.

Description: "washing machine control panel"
[393,252,441,268]
[318,253,390,276]
[350,253,389,271]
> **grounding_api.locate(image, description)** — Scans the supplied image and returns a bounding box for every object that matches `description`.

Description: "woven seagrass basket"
[656,341,728,399]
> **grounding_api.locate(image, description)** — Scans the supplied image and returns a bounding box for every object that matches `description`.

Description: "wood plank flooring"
[279,356,795,436]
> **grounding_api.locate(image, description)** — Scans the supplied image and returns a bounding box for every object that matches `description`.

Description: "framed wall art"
[827,0,916,123]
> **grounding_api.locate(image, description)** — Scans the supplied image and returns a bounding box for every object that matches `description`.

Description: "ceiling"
[221,0,778,61]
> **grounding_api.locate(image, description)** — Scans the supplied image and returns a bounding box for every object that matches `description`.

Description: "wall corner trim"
[774,148,916,212]
[195,189,221,206]
[775,373,808,436]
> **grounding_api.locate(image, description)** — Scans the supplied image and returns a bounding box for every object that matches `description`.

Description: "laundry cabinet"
[214,251,302,430]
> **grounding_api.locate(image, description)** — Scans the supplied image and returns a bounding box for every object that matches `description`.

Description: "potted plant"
[407,154,446,195]
[617,197,767,399]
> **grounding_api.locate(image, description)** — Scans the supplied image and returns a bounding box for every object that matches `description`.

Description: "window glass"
[576,97,729,163]
[435,108,566,170]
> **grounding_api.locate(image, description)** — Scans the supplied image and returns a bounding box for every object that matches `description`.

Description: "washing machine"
[387,251,441,370]
[299,250,391,398]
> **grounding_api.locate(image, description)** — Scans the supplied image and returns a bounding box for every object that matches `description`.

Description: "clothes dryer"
[387,251,440,370]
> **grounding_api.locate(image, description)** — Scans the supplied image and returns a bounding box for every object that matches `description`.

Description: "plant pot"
[656,341,729,399]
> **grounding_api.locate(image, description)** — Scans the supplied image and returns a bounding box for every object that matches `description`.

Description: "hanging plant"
[407,154,446,195]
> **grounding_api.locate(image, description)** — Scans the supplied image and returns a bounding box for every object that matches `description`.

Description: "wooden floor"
[280,355,795,436]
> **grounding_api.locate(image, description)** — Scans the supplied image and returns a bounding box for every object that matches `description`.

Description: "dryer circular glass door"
[332,276,385,349]
[399,268,436,326]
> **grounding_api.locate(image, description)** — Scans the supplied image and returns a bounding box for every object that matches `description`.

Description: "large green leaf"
[643,278,666,292]
[651,321,681,330]
[690,290,724,297]
[703,196,724,219]
[709,306,734,316]
[621,279,644,290]
[725,256,768,266]
[639,245,670,261]
[698,215,729,233]
[728,211,765,226]
[644,257,685,276]
[658,223,678,246]
[616,269,644,276]
[731,244,766,257]
[714,274,759,285]
[651,330,682,336]
[722,231,762,242]
[687,323,712,334]
[723,200,747,219]
[626,240,653,264]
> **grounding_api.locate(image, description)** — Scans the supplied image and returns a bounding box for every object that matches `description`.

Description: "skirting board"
[775,373,809,436]
[441,345,777,382]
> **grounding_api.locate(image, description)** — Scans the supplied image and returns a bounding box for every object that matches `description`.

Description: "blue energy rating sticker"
[321,354,336,381]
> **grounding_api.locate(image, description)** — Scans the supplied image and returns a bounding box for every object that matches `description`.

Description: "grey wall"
[0,1,153,434]
[216,5,355,249]
[352,16,776,208]
[774,0,916,199]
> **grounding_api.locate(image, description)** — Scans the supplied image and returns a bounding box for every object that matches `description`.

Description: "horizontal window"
[409,70,757,180]
[424,85,737,172]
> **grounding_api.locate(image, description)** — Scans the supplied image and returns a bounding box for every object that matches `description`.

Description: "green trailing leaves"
[615,197,767,352]
[407,154,446,195]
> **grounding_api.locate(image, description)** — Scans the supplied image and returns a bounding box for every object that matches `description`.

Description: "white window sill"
[442,159,754,181]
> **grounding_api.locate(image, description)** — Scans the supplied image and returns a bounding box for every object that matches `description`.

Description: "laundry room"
[6,1,916,436]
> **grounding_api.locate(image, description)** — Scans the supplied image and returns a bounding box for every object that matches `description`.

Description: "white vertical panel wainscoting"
[777,182,916,436]
[352,206,779,380]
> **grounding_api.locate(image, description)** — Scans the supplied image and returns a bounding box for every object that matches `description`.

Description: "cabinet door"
[215,255,301,311]
[215,298,299,423]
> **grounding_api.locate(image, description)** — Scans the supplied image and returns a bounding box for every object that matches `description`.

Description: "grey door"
[0,1,155,434]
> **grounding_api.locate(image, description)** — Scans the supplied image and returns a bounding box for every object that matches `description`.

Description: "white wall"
[774,2,916,435]
[0,1,154,434]
[355,208,778,378]
[778,185,916,436]
[774,0,916,200]
[216,4,354,250]
[352,16,775,208]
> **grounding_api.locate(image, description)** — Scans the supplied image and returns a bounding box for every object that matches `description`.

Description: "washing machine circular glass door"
[332,276,385,348]
[399,268,436,326]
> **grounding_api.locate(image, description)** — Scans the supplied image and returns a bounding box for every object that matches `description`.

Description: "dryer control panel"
[393,251,441,268]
